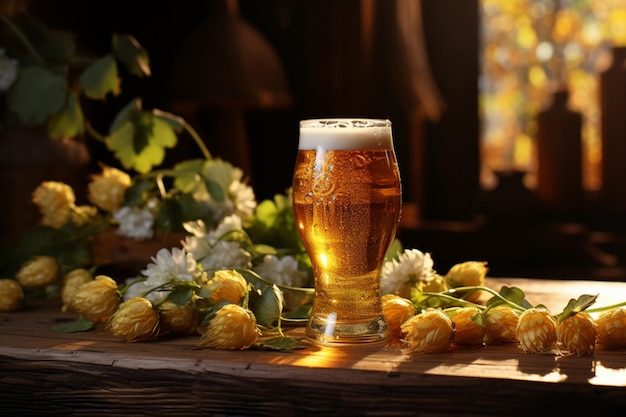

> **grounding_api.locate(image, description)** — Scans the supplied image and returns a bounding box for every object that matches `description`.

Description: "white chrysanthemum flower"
[0,48,18,92]
[214,214,244,239]
[228,180,256,222]
[141,248,202,289]
[199,159,256,224]
[183,214,249,266]
[253,255,308,287]
[198,241,252,270]
[113,206,155,240]
[380,249,435,297]
[181,234,212,261]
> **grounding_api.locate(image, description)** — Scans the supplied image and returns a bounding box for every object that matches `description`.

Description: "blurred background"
[2,0,626,280]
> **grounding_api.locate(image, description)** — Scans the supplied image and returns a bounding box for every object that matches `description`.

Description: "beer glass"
[292,119,402,346]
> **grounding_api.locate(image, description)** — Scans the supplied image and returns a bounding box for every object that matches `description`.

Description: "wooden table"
[2,277,626,416]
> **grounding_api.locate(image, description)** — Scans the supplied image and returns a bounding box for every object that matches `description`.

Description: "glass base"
[305,313,390,347]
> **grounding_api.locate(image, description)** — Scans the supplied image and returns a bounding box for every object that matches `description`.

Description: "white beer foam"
[299,119,393,150]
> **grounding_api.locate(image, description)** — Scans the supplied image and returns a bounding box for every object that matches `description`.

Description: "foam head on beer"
[298,119,393,150]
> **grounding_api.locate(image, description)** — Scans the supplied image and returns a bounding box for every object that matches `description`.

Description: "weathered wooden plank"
[1,277,626,416]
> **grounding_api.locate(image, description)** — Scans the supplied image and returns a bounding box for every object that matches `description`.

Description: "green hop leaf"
[487,286,533,309]
[173,159,207,193]
[7,66,66,124]
[557,294,598,322]
[112,33,151,78]
[78,53,120,100]
[47,90,84,139]
[123,179,155,207]
[51,317,94,333]
[106,109,178,173]
[248,283,284,328]
[166,285,195,305]
[253,336,306,352]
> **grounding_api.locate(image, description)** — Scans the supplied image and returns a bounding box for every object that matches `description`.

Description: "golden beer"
[293,119,402,346]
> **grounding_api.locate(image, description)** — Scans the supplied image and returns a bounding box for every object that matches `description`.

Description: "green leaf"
[46,90,84,139]
[167,286,194,305]
[248,283,284,328]
[78,53,120,100]
[173,159,207,193]
[178,192,211,223]
[51,317,94,333]
[204,178,226,202]
[385,239,404,262]
[487,286,533,309]
[557,294,598,322]
[156,197,184,232]
[245,192,304,253]
[123,179,155,207]
[7,66,66,124]
[253,336,306,352]
[112,33,151,78]
[106,110,178,173]
[110,98,141,134]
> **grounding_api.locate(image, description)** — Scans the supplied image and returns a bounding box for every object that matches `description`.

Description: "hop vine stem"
[0,13,47,66]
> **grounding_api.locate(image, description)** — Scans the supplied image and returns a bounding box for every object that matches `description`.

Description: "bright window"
[480,0,626,190]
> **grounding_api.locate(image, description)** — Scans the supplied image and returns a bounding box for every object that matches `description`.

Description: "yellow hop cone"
[516,308,557,354]
[451,307,486,345]
[400,309,454,354]
[445,261,488,303]
[0,279,24,312]
[484,305,520,344]
[417,274,449,293]
[199,304,260,350]
[61,268,93,312]
[68,275,121,323]
[205,270,248,304]
[557,311,597,356]
[159,301,200,336]
[595,308,626,350]
[87,165,131,212]
[381,294,416,337]
[32,181,76,228]
[16,256,60,288]
[106,297,160,342]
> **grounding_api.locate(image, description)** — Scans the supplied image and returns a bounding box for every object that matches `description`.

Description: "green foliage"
[486,286,533,310]
[50,317,95,333]
[106,103,178,173]
[7,66,66,124]
[112,34,151,78]
[246,192,304,254]
[47,90,84,139]
[253,336,306,352]
[170,159,226,203]
[78,53,119,100]
[557,294,598,322]
[248,283,284,328]
[2,15,158,145]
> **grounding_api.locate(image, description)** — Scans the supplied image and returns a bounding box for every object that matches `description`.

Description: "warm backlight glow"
[480,0,626,191]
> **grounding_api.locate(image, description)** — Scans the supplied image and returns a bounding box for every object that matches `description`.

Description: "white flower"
[182,214,246,261]
[122,277,168,304]
[228,180,256,223]
[380,249,435,297]
[141,248,202,289]
[213,214,244,239]
[0,49,18,92]
[253,255,308,287]
[198,241,252,270]
[198,159,257,224]
[113,206,155,240]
